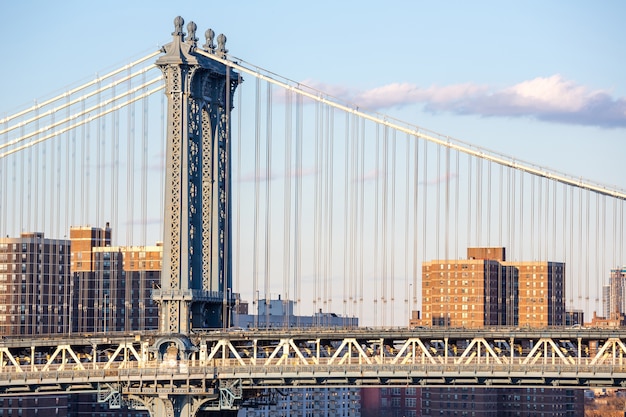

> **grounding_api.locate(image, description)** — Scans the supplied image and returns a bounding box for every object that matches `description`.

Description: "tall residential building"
[421,247,518,328]
[242,387,360,417]
[0,232,71,335]
[70,225,161,333]
[607,266,626,318]
[420,247,565,328]
[602,284,611,318]
[361,387,422,417]
[514,261,565,327]
[498,387,583,416]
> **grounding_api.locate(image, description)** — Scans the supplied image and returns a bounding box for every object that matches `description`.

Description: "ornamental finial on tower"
[203,29,216,52]
[187,21,198,46]
[217,33,228,57]
[173,16,185,40]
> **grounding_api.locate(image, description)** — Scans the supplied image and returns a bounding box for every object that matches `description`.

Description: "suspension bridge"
[1,16,626,417]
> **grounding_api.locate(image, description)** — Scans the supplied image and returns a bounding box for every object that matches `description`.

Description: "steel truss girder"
[1,330,626,391]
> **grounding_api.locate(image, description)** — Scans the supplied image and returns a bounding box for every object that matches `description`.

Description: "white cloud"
[303,75,626,128]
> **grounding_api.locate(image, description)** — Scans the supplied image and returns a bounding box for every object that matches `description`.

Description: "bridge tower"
[152,16,239,334]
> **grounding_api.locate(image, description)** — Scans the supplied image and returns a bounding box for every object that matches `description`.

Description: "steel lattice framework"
[1,329,626,402]
[151,17,239,334]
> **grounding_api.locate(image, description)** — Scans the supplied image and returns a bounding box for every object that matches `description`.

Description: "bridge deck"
[0,328,624,392]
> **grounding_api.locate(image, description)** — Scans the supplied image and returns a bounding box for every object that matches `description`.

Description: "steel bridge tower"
[152,17,239,334]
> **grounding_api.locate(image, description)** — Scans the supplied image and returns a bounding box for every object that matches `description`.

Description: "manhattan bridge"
[1,17,626,417]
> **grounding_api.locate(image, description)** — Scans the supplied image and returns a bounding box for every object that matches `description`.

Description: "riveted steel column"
[154,16,239,334]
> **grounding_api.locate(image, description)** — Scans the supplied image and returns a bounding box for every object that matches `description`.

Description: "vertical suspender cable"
[374,125,380,326]
[413,134,419,320]
[140,73,149,330]
[53,108,60,332]
[577,188,582,307]
[518,172,527,260]
[34,102,41,235]
[537,177,544,262]
[348,113,354,319]
[617,200,625,286]
[539,178,544,261]
[486,160,491,247]
[141,71,149,247]
[126,71,135,247]
[600,195,606,314]
[476,157,482,247]
[508,167,514,323]
[455,150,461,322]
[585,189,590,312]
[21,124,26,232]
[506,168,511,256]
[423,140,428,317]
[563,185,576,306]
[96,78,102,234]
[445,143,450,261]
[51,109,57,238]
[111,83,119,253]
[382,126,389,326]
[0,117,5,235]
[264,82,272,326]
[436,143,443,322]
[81,99,88,226]
[595,194,600,312]
[358,118,365,323]
[63,95,71,332]
[404,134,410,323]
[234,73,243,327]
[343,112,349,320]
[313,100,320,322]
[435,143,440,260]
[531,176,535,261]
[294,94,303,324]
[253,77,261,326]
[612,199,617,274]
[455,151,460,263]
[537,177,550,261]
[390,129,396,325]
[539,177,544,261]
[70,98,76,331]
[552,181,557,271]
[326,106,334,318]
[4,119,11,232]
[466,156,471,250]
[499,164,503,252]
[283,89,292,325]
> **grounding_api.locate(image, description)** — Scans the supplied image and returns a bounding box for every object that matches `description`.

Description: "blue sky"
[1,0,625,191]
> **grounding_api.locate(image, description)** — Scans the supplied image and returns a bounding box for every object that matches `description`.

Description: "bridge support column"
[128,395,239,417]
[119,379,243,417]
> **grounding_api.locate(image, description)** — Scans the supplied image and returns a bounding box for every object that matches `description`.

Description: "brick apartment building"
[0,232,71,335]
[419,247,564,328]
[0,226,159,416]
[364,247,581,417]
